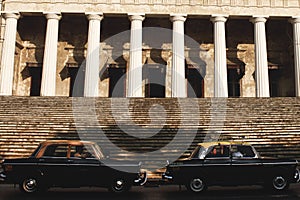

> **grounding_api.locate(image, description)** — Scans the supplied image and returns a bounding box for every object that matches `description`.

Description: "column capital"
[289,17,300,24]
[86,13,103,21]
[170,14,187,22]
[44,12,61,20]
[250,16,268,24]
[1,12,20,20]
[210,15,228,23]
[128,13,145,22]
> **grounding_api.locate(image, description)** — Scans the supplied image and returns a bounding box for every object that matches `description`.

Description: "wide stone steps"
[0,96,300,177]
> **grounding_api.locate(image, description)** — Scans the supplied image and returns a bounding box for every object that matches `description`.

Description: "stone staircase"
[0,96,300,179]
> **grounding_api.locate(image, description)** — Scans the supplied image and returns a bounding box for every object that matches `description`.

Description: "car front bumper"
[0,171,6,182]
[294,168,300,183]
[134,171,147,186]
[162,173,173,181]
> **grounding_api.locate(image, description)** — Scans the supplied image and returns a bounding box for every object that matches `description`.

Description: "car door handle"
[68,160,74,163]
[39,158,45,162]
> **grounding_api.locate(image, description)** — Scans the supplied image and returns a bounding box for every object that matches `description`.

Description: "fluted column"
[251,16,270,97]
[40,13,61,96]
[84,13,103,97]
[290,17,300,97]
[211,15,228,97]
[0,13,20,95]
[127,14,144,97]
[170,14,187,97]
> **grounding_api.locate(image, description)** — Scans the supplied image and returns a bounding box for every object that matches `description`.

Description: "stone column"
[290,17,300,97]
[84,13,103,97]
[251,16,270,97]
[40,13,61,96]
[0,13,20,95]
[127,14,144,97]
[211,15,228,97]
[170,14,187,97]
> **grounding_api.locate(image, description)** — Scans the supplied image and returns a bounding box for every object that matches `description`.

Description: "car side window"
[206,145,230,158]
[231,145,256,158]
[231,145,243,158]
[70,145,96,159]
[43,144,68,158]
[237,145,255,158]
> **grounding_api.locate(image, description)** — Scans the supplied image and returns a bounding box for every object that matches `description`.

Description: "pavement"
[0,183,300,200]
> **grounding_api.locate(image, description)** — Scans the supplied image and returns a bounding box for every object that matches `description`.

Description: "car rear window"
[43,144,68,157]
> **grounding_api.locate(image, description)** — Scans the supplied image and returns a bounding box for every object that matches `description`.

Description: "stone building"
[0,0,300,98]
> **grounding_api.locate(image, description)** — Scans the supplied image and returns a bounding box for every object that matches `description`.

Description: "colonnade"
[0,12,300,97]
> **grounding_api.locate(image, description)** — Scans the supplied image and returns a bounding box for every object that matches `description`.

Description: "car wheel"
[186,177,207,193]
[271,175,289,191]
[109,178,131,193]
[20,177,39,193]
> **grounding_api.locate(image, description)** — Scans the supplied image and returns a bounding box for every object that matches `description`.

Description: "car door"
[230,145,263,185]
[37,144,71,186]
[68,144,106,187]
[203,145,231,185]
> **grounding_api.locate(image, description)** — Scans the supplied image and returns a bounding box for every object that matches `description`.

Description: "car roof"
[197,141,251,149]
[40,140,96,146]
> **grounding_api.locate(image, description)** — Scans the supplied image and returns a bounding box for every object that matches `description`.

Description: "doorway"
[109,67,126,97]
[29,67,42,96]
[187,68,204,98]
[144,65,166,98]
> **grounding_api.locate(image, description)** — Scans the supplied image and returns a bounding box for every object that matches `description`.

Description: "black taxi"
[163,141,300,193]
[0,140,147,193]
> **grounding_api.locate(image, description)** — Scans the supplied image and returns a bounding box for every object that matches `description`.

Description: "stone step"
[0,97,300,167]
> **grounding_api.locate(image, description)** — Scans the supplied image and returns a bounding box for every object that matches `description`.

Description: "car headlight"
[294,168,300,183]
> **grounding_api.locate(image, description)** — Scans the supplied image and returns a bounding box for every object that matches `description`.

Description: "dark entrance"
[187,68,204,98]
[227,68,241,97]
[109,67,126,97]
[69,67,85,97]
[144,65,166,98]
[227,61,245,97]
[29,67,42,96]
[269,68,280,97]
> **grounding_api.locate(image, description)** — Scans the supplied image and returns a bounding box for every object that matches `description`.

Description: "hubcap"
[23,178,37,193]
[114,179,124,191]
[273,176,287,190]
[190,178,204,192]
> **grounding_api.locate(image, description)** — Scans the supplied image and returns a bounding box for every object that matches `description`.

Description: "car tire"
[108,177,131,193]
[186,177,207,193]
[19,177,40,194]
[271,175,289,192]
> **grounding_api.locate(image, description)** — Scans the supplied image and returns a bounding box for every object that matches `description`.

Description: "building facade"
[0,0,300,98]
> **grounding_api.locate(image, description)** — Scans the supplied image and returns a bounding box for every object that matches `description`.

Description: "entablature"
[3,0,300,17]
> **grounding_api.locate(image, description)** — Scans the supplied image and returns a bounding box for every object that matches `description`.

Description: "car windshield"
[198,146,209,159]
[92,144,105,159]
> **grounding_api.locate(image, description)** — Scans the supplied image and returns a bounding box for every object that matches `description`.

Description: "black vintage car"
[163,141,300,193]
[0,140,147,193]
